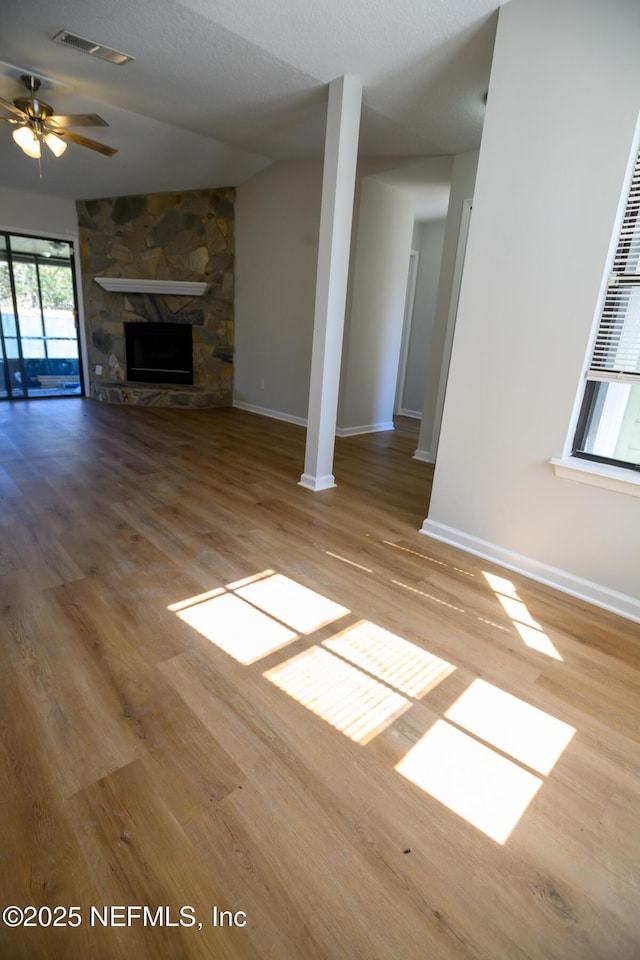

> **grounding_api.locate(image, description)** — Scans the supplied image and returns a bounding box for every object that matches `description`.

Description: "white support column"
[299,75,362,492]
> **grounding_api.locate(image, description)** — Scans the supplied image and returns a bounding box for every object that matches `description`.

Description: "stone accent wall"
[77,188,234,407]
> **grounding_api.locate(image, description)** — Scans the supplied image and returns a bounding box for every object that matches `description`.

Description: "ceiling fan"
[0,74,117,159]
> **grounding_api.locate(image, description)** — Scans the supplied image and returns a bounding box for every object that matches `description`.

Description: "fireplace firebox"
[125,322,193,385]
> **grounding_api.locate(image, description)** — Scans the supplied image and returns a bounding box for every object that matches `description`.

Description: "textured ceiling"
[0,0,499,201]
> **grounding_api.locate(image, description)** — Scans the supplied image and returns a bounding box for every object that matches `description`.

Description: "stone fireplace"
[76,188,234,408]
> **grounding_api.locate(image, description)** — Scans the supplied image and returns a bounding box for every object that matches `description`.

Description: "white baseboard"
[233,404,399,441]
[233,400,307,427]
[420,519,640,624]
[413,448,434,463]
[335,421,394,438]
[398,409,422,419]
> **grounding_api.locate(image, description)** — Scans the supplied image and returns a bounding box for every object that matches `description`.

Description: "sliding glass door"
[0,232,83,400]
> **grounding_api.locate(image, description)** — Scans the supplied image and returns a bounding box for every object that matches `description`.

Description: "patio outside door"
[0,232,83,400]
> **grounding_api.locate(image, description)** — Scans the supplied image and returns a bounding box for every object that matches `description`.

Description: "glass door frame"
[0,229,85,401]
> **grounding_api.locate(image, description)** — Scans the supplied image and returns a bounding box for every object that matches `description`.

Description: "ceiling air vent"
[51,30,134,65]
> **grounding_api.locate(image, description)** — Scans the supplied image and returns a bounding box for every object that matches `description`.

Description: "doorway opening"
[0,231,83,400]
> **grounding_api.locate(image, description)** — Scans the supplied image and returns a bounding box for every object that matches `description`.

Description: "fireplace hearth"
[125,322,193,385]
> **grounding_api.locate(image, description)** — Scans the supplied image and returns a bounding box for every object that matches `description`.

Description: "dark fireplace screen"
[125,322,193,385]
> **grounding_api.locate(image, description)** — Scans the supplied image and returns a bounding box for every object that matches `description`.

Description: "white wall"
[338,176,416,433]
[234,160,322,423]
[0,186,78,238]
[424,0,640,615]
[401,218,446,416]
[416,150,478,460]
[234,154,452,433]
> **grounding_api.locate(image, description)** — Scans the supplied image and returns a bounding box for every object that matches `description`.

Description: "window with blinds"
[573,148,640,469]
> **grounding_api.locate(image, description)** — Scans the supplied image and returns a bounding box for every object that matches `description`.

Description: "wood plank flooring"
[0,398,638,959]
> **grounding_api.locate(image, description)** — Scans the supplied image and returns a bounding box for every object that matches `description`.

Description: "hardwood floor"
[0,398,638,959]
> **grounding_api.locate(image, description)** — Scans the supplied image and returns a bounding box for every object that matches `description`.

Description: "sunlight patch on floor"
[397,679,575,843]
[234,572,349,634]
[323,620,455,698]
[226,570,276,590]
[445,679,575,776]
[174,591,298,664]
[324,551,373,573]
[392,580,467,614]
[382,540,475,576]
[483,571,563,660]
[264,646,410,744]
[170,567,576,844]
[396,720,543,844]
[167,586,227,613]
[169,570,349,664]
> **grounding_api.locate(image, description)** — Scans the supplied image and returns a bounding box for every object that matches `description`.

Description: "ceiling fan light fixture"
[1,73,117,161]
[12,125,41,158]
[44,131,67,157]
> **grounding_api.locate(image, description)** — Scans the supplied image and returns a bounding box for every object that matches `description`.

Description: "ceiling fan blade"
[47,113,109,128]
[0,97,28,120]
[54,128,117,156]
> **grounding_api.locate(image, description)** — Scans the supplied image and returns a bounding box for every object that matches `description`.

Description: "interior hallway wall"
[400,218,446,417]
[415,150,479,461]
[338,176,416,434]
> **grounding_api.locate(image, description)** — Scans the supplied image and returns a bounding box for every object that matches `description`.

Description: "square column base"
[298,473,337,492]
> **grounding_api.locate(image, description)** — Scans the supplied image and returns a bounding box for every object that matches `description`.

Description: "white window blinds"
[588,150,640,385]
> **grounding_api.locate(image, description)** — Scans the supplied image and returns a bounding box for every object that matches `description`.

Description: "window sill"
[550,456,640,498]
